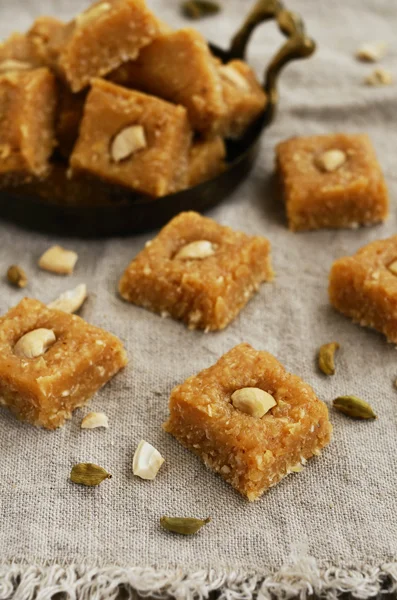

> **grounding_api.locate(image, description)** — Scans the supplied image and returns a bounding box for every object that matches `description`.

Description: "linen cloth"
[0,0,396,598]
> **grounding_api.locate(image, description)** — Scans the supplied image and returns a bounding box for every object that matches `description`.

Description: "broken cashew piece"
[365,67,393,86]
[315,149,346,173]
[174,240,216,260]
[39,245,78,275]
[14,328,56,359]
[110,125,147,162]
[219,65,250,91]
[0,59,33,73]
[133,440,164,480]
[48,284,87,313]
[76,2,112,26]
[356,41,387,62]
[81,412,109,429]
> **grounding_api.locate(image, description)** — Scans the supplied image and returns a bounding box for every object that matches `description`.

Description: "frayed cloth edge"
[1,548,397,600]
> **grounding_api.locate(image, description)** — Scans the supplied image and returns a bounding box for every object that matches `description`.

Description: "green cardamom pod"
[160,516,211,535]
[181,0,220,20]
[70,463,112,486]
[318,342,340,376]
[333,396,377,420]
[7,264,27,288]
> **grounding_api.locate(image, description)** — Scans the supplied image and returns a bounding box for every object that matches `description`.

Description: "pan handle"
[228,0,315,123]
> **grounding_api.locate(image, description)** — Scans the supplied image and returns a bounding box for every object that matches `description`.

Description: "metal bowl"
[0,0,315,237]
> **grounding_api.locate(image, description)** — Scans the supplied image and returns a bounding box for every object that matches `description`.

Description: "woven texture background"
[0,0,396,573]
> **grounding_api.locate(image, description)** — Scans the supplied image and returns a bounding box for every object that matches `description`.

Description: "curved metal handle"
[228,0,315,123]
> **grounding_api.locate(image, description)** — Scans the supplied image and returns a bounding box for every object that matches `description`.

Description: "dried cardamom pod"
[70,463,112,486]
[333,396,377,420]
[7,265,27,288]
[318,342,340,376]
[181,0,220,20]
[160,516,211,535]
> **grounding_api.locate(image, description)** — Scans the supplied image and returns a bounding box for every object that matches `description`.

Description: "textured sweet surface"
[329,236,397,342]
[276,133,389,231]
[27,15,64,68]
[0,68,56,183]
[218,60,268,139]
[0,0,397,589]
[71,79,192,196]
[54,0,161,92]
[109,28,226,133]
[0,31,41,66]
[188,136,226,186]
[164,343,332,501]
[0,298,127,428]
[55,84,87,158]
[119,211,273,330]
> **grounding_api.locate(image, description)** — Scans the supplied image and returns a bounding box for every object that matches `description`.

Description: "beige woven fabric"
[0,0,396,597]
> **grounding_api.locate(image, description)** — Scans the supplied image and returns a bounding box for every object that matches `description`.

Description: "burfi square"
[0,68,57,184]
[164,343,332,501]
[0,32,40,71]
[71,79,192,197]
[27,16,64,70]
[218,60,267,139]
[54,0,161,91]
[109,28,226,133]
[0,298,127,429]
[188,136,226,187]
[329,236,397,343]
[276,133,389,231]
[118,211,274,331]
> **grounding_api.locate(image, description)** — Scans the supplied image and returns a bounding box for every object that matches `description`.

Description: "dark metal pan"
[0,0,315,237]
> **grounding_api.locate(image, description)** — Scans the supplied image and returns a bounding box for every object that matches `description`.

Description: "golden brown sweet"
[56,85,87,158]
[0,298,127,429]
[164,343,332,500]
[276,133,389,231]
[0,32,39,70]
[0,19,63,73]
[53,0,161,92]
[118,211,274,331]
[188,136,226,186]
[27,16,64,69]
[109,28,226,133]
[329,236,397,343]
[218,60,267,139]
[0,68,57,185]
[71,79,192,197]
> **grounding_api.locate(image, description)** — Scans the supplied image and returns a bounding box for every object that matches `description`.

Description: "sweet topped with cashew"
[276,133,389,232]
[164,343,332,501]
[0,298,127,429]
[119,211,273,331]
[55,0,161,93]
[70,79,192,198]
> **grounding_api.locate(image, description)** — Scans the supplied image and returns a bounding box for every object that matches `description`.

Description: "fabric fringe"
[1,548,396,600]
